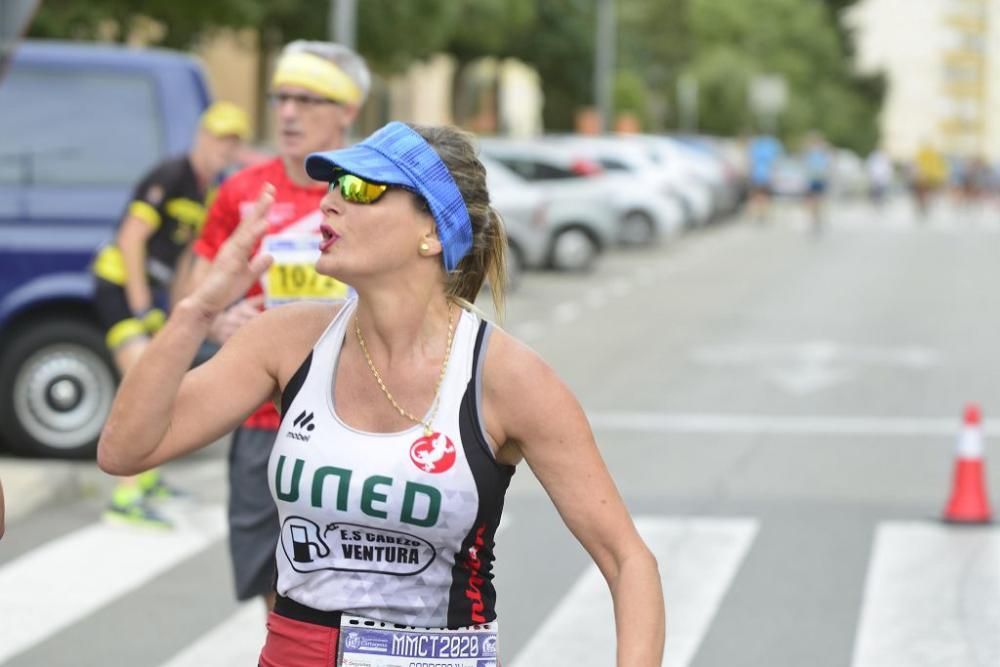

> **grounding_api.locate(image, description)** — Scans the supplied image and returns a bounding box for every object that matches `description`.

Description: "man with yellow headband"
[94,100,250,529]
[183,41,370,610]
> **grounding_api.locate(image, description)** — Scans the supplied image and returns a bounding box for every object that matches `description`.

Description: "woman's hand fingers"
[231,184,275,254]
[247,252,274,283]
[190,184,275,316]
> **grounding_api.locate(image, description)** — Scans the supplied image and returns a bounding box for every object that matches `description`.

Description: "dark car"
[0,40,211,458]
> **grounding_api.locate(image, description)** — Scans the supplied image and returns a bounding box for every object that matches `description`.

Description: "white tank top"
[268,298,514,627]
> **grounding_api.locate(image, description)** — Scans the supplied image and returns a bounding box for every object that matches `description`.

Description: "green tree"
[614,68,651,129]
[685,0,881,153]
[617,0,691,129]
[28,0,259,48]
[502,0,597,131]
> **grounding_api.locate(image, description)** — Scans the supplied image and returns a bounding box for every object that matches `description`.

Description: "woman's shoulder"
[480,325,556,393]
[252,301,345,358]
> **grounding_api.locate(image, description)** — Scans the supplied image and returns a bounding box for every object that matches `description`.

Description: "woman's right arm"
[97,185,277,475]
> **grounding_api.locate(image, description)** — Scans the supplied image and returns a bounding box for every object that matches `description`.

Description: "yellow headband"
[271,51,362,105]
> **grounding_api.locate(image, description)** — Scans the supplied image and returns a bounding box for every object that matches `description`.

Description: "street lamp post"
[594,0,616,133]
[329,0,357,49]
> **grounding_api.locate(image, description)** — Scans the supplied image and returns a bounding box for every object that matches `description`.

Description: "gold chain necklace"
[354,305,456,436]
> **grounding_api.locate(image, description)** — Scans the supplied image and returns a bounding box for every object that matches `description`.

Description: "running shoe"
[103,497,173,529]
[138,469,189,501]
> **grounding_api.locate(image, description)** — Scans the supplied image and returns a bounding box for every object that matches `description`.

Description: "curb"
[0,459,88,523]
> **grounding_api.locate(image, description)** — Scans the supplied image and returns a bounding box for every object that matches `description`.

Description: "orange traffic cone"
[942,403,993,524]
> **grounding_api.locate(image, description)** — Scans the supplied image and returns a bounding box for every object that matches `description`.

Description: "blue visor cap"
[305,121,473,272]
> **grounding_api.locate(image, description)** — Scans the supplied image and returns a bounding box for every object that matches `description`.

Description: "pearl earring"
[419,242,430,253]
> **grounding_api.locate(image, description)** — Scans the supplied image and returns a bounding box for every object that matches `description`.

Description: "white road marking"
[510,517,758,667]
[692,342,941,369]
[584,289,608,309]
[766,365,852,395]
[609,277,632,297]
[634,267,657,286]
[852,522,1000,667]
[0,505,226,663]
[586,412,994,436]
[553,302,582,324]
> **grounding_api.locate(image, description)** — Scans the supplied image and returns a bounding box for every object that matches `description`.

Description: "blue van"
[0,40,211,458]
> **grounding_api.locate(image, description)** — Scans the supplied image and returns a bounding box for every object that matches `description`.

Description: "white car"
[479,136,685,245]
[546,134,713,228]
[482,156,614,272]
[635,134,740,217]
[482,159,548,288]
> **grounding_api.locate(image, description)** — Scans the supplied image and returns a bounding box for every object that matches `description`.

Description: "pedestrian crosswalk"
[0,504,225,664]
[851,522,1000,667]
[2,506,999,666]
[511,518,758,667]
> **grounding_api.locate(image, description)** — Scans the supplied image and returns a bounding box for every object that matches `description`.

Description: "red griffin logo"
[465,523,487,623]
[409,432,456,473]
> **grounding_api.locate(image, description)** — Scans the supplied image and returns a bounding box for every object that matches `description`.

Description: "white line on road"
[510,517,758,667]
[553,302,582,324]
[587,412,998,437]
[0,505,226,663]
[851,522,1000,667]
[584,289,608,309]
[609,277,632,297]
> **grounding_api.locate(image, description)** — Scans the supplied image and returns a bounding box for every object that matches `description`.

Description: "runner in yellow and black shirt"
[93,101,250,528]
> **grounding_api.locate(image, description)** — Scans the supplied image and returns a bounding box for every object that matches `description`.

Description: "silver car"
[547,134,714,229]
[480,136,685,245]
[481,155,614,272]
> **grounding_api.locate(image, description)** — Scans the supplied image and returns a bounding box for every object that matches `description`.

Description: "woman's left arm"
[483,331,665,666]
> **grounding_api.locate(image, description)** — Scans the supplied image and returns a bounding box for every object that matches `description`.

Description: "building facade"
[848,0,998,160]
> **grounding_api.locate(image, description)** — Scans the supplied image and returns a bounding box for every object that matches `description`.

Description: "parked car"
[481,156,615,272]
[547,134,713,229]
[0,40,211,458]
[482,156,548,289]
[672,134,748,215]
[479,136,685,245]
[637,135,741,218]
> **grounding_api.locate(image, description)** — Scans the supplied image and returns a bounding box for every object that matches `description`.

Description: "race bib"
[261,234,348,308]
[338,614,499,667]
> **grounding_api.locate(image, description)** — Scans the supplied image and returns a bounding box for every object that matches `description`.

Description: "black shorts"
[93,278,164,351]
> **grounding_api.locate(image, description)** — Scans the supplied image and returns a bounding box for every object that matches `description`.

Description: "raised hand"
[190,184,275,317]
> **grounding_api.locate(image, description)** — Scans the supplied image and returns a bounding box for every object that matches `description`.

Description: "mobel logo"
[289,410,315,442]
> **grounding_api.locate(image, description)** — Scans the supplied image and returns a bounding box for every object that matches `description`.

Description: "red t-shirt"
[193,157,328,431]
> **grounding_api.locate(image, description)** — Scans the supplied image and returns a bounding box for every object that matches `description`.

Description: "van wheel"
[549,227,599,272]
[0,319,117,458]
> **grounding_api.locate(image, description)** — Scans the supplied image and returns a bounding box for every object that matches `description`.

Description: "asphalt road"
[3,196,1000,666]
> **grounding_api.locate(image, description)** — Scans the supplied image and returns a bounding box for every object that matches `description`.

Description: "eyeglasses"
[329,173,390,204]
[267,92,341,108]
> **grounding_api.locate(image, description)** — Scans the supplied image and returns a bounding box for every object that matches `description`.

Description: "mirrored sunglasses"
[329,173,390,204]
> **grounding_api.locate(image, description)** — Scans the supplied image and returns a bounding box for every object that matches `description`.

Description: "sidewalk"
[1,436,232,525]
[0,458,94,523]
